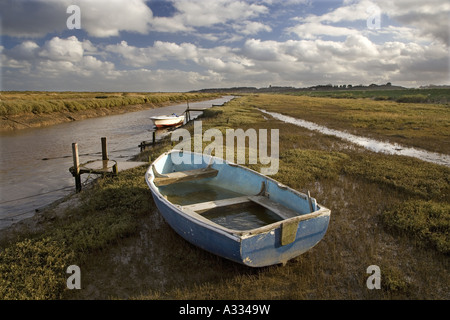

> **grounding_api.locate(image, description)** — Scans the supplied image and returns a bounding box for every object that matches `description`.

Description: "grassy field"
[0,91,221,131]
[0,91,220,116]
[251,93,450,155]
[288,88,450,104]
[0,93,449,300]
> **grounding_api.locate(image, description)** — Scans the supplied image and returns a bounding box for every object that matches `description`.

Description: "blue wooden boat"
[145,150,331,267]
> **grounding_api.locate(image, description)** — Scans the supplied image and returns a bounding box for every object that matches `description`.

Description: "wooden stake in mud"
[72,142,82,193]
[101,137,108,160]
[185,99,191,123]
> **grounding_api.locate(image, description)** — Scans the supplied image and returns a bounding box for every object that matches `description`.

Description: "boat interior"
[150,154,318,233]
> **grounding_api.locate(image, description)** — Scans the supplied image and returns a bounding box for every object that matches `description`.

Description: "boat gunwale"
[145,150,331,239]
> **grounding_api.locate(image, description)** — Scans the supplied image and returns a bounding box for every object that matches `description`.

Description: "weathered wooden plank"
[79,160,112,174]
[69,137,147,192]
[153,167,218,186]
[281,220,299,246]
[248,195,300,219]
[182,196,251,213]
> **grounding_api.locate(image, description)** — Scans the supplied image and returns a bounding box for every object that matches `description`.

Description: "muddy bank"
[0,190,81,244]
[1,102,176,132]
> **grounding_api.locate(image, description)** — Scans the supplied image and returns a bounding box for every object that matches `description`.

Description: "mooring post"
[101,137,108,160]
[307,191,313,212]
[72,142,82,193]
[185,100,191,123]
[152,131,156,145]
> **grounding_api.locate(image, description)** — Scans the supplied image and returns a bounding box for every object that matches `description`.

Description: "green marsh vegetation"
[290,88,450,104]
[0,93,448,300]
[0,91,221,131]
[252,93,449,154]
[0,91,220,116]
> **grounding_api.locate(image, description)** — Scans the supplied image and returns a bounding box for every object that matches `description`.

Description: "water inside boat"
[159,181,242,205]
[159,181,283,230]
[201,203,281,231]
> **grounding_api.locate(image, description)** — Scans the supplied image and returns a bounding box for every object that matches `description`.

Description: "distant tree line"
[193,82,403,93]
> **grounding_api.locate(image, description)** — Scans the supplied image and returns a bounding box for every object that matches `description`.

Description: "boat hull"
[151,193,243,263]
[151,115,185,128]
[145,151,331,267]
[240,214,330,267]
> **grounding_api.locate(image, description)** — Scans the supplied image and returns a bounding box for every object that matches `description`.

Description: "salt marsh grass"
[251,93,449,155]
[0,91,220,116]
[290,88,450,104]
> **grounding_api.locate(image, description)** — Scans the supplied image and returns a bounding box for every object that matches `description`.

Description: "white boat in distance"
[151,113,185,128]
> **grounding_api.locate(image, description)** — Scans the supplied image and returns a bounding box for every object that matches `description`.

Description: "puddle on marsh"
[159,181,282,230]
[260,110,450,167]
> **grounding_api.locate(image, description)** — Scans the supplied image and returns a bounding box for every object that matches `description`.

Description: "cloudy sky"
[1,0,449,92]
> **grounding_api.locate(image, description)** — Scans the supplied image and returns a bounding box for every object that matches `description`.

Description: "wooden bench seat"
[152,165,218,186]
[248,195,300,219]
[181,196,251,213]
[181,195,301,220]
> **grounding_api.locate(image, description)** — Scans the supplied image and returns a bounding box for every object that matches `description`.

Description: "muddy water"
[0,96,234,230]
[261,109,450,167]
